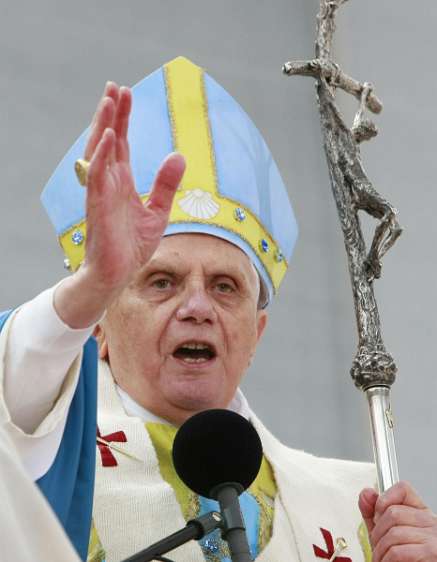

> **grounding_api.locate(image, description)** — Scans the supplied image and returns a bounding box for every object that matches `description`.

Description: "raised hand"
[359,481,437,562]
[54,82,185,328]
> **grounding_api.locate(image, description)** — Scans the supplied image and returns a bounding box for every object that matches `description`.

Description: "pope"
[1,57,437,562]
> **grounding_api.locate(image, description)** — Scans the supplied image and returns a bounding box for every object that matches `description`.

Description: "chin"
[171,392,220,412]
[166,379,229,413]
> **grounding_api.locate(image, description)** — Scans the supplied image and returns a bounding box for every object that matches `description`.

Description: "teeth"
[181,357,209,363]
[181,342,210,350]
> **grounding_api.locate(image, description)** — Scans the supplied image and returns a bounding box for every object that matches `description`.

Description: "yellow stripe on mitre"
[163,57,217,195]
[162,57,288,290]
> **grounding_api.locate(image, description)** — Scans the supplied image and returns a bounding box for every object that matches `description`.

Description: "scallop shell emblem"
[178,189,220,219]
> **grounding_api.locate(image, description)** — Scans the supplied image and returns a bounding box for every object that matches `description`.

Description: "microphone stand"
[121,511,223,562]
[213,483,252,562]
[121,484,253,562]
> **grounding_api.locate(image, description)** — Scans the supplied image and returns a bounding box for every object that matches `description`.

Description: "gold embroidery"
[329,537,348,562]
[163,64,177,155]
[96,436,142,463]
[249,456,277,552]
[358,521,372,562]
[163,58,217,196]
[87,519,106,562]
[255,490,276,552]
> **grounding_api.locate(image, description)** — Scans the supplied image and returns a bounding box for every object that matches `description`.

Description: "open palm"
[83,83,185,292]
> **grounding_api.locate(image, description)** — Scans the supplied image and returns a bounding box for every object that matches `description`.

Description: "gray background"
[2,0,436,507]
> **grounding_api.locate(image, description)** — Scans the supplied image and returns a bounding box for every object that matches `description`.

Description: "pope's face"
[100,233,267,425]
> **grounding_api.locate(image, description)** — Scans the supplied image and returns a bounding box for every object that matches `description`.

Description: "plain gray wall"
[2,0,436,508]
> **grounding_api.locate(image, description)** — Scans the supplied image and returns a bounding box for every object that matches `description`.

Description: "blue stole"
[0,310,98,561]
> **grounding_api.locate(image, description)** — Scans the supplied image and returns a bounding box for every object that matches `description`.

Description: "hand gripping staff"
[283,0,402,492]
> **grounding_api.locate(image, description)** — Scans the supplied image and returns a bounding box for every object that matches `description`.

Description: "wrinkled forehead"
[150,233,260,287]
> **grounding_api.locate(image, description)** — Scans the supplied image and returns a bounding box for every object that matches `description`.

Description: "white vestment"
[0,288,375,562]
[0,422,81,562]
[94,361,374,562]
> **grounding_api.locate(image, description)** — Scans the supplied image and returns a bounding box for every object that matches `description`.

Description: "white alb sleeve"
[0,425,81,562]
[0,284,96,480]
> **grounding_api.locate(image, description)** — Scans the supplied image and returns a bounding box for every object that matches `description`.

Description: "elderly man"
[1,57,437,562]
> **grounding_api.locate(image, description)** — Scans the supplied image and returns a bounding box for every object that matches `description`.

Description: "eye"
[152,278,172,290]
[215,281,235,294]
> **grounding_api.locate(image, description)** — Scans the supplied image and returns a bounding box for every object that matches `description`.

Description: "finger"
[146,153,186,215]
[95,81,119,123]
[84,96,116,161]
[114,87,132,162]
[372,527,427,562]
[359,488,379,536]
[87,128,115,195]
[89,82,118,130]
[375,481,427,521]
[371,504,436,547]
[382,544,430,562]
[103,81,119,105]
[84,81,119,161]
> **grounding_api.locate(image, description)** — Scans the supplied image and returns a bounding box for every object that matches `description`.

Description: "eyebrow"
[141,261,182,278]
[142,258,253,285]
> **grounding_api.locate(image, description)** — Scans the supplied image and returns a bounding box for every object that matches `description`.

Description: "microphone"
[121,410,263,562]
[172,409,263,562]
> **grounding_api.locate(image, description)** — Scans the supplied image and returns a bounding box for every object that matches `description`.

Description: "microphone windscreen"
[172,409,263,499]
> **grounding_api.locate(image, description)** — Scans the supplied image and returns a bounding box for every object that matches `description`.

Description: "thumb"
[358,488,379,537]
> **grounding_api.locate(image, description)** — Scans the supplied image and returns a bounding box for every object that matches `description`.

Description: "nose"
[176,282,217,325]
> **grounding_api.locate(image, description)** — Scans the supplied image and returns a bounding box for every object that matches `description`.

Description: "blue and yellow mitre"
[41,56,298,302]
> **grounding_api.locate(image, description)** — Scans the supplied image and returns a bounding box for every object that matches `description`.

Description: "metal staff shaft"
[366,387,399,492]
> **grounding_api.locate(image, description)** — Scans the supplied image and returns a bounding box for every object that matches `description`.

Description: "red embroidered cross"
[313,528,352,562]
[96,427,127,467]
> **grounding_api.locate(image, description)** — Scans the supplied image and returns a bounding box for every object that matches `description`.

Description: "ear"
[255,309,268,343]
[93,324,109,360]
[246,311,268,369]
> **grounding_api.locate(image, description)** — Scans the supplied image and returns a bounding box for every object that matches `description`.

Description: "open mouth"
[172,341,217,364]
